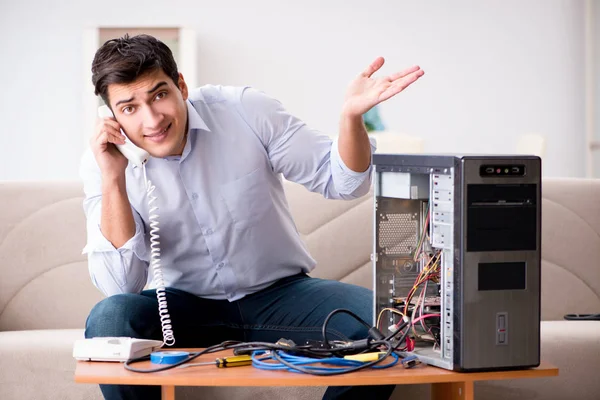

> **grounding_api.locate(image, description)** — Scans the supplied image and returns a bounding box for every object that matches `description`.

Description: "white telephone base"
[73,337,163,362]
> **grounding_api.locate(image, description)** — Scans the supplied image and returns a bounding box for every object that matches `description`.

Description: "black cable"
[124,341,230,373]
[384,319,409,341]
[564,314,600,321]
[392,326,411,352]
[124,309,412,374]
[233,342,336,359]
[270,340,395,376]
[321,309,373,349]
[125,339,403,374]
[124,340,345,372]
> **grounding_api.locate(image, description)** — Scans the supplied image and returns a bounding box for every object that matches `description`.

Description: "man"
[81,34,423,400]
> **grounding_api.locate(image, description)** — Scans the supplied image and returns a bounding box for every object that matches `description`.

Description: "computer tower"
[372,154,541,371]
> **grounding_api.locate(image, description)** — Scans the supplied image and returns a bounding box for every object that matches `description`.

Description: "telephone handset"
[97,105,150,168]
[96,104,176,347]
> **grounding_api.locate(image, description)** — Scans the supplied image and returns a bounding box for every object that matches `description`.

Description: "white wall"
[0,0,585,181]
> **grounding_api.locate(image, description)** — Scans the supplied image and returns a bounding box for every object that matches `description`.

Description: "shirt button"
[191,193,199,200]
[216,262,224,270]
[205,228,213,235]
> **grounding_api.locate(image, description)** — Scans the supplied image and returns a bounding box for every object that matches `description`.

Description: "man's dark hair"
[92,34,179,105]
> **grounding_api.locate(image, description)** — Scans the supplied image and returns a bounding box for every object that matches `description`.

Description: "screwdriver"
[178,355,253,369]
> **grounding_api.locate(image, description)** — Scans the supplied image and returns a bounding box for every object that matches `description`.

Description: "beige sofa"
[1,178,599,400]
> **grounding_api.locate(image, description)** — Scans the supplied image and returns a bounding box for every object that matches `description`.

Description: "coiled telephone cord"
[143,164,175,347]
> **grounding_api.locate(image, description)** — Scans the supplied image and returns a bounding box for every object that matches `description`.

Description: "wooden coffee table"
[74,349,558,400]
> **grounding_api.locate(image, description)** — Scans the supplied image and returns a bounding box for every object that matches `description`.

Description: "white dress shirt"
[80,85,375,300]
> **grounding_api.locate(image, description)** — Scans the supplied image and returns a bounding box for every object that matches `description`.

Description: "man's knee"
[85,293,152,339]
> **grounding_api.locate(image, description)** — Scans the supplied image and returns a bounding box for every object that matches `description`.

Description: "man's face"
[107,69,189,158]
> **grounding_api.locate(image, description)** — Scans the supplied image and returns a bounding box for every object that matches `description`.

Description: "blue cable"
[251,350,399,374]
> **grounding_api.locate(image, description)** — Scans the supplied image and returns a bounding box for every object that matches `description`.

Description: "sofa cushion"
[476,320,600,400]
[0,329,100,399]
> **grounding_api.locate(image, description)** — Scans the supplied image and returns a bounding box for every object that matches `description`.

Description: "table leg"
[161,385,175,400]
[431,381,474,400]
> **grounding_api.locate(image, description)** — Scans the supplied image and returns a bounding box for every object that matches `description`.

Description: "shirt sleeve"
[236,87,376,200]
[79,150,149,296]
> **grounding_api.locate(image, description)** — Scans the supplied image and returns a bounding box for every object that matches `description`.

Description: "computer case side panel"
[453,157,465,370]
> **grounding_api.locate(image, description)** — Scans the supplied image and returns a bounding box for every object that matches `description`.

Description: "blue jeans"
[85,272,396,400]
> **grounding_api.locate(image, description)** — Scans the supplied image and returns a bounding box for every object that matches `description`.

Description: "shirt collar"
[186,99,210,132]
[156,99,210,163]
